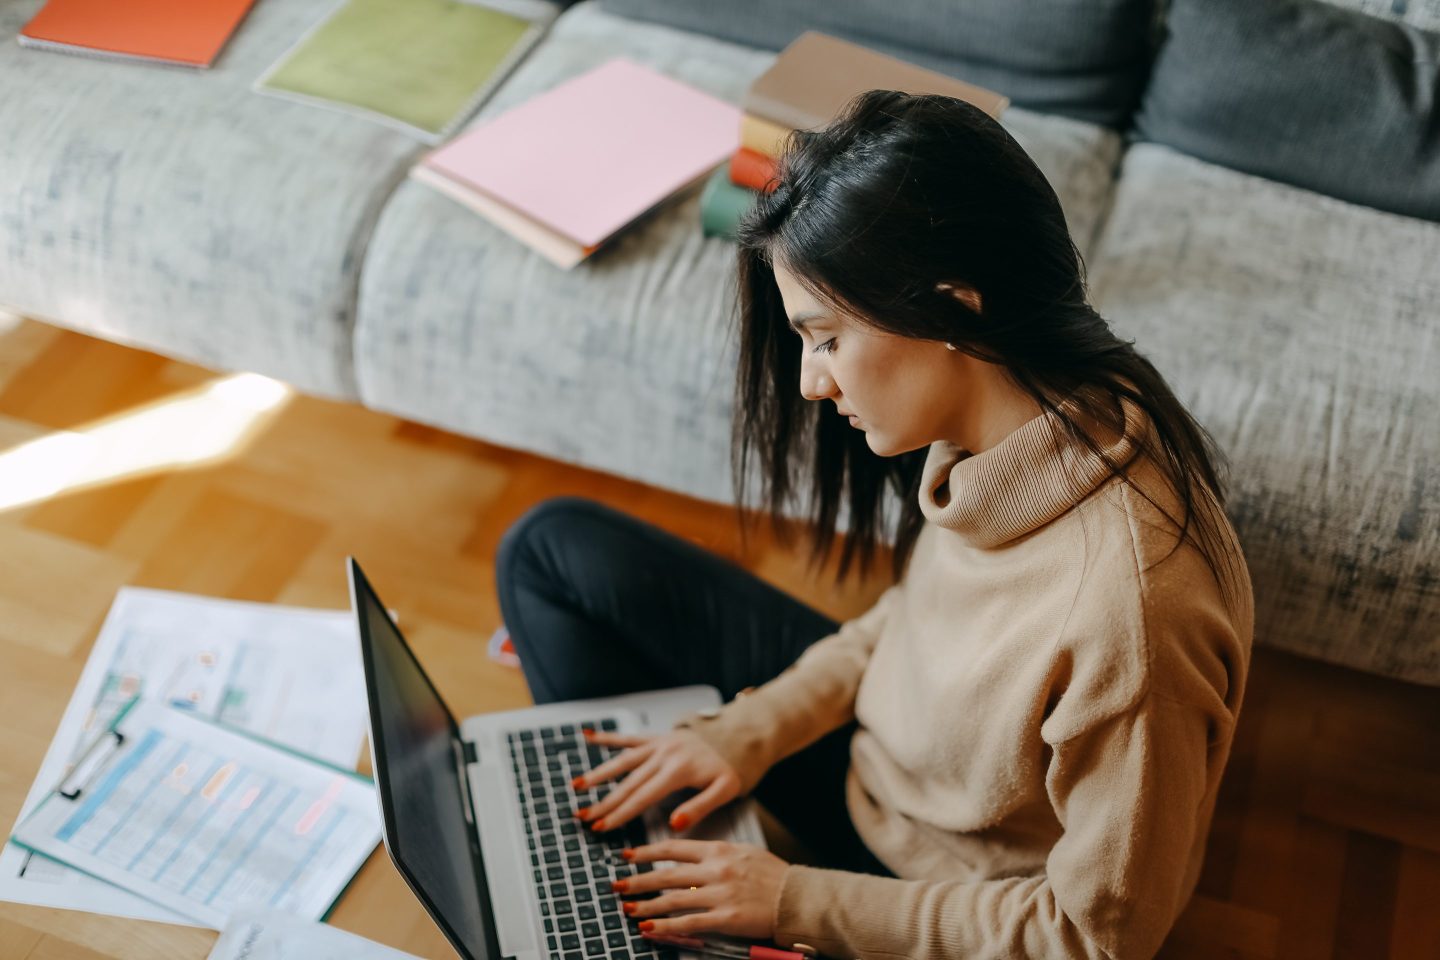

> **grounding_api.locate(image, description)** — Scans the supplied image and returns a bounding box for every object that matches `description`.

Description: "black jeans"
[494,496,894,878]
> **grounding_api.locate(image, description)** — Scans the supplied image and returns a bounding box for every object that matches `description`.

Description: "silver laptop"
[347,557,766,960]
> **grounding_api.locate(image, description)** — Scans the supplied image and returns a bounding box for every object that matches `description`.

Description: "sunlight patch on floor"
[0,372,291,513]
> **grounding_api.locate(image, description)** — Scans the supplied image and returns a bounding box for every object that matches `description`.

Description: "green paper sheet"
[259,0,536,138]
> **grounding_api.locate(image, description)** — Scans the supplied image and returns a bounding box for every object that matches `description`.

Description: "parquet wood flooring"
[0,317,1435,959]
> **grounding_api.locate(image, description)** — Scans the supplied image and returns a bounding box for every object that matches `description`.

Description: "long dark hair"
[731,89,1238,598]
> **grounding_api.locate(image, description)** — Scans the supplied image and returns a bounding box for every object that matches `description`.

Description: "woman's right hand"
[572,727,742,834]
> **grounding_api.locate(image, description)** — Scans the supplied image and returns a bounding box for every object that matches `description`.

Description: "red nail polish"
[620,847,635,862]
[639,921,656,932]
[581,727,596,739]
[571,775,586,789]
[575,807,590,821]
[669,812,690,831]
[611,879,629,893]
[591,819,606,831]
[623,901,637,916]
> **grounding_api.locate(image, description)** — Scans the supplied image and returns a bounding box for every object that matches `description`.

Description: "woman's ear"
[935,281,982,314]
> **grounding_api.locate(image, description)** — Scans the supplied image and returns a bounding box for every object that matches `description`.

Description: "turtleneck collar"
[918,396,1149,548]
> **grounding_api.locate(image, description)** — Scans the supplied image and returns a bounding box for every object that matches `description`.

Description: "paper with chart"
[12,698,381,929]
[0,587,370,923]
[209,908,424,959]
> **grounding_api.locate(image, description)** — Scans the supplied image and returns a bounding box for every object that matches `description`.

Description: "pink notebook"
[422,58,741,249]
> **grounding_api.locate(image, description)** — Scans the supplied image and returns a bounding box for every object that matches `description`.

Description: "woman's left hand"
[613,839,790,939]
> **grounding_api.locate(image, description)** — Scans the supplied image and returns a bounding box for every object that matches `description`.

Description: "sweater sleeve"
[671,585,900,796]
[770,690,1221,960]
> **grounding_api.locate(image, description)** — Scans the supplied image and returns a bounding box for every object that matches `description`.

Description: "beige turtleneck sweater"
[674,401,1254,960]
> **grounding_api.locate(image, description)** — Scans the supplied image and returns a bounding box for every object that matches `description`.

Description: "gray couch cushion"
[1086,143,1440,684]
[1318,0,1440,29]
[353,2,1121,504]
[595,0,1159,129]
[0,0,437,399]
[1135,0,1440,222]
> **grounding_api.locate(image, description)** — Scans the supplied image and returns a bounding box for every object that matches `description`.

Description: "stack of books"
[699,31,1012,242]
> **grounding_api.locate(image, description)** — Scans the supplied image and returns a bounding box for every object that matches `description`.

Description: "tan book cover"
[744,31,1009,133]
[739,113,793,158]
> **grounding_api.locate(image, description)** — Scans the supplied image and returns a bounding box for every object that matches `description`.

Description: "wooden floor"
[0,317,1435,960]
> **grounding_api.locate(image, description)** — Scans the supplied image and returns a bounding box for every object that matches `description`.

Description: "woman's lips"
[848,415,862,427]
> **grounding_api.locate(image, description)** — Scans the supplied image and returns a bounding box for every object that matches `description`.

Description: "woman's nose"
[799,359,832,401]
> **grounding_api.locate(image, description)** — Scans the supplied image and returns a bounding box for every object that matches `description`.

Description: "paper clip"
[58,729,126,800]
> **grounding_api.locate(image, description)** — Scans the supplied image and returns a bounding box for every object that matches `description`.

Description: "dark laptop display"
[350,558,500,960]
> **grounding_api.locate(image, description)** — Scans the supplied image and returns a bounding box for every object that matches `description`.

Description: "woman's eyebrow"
[788,311,826,332]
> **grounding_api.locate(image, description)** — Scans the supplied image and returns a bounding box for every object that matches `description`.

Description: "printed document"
[12,698,380,929]
[0,587,369,923]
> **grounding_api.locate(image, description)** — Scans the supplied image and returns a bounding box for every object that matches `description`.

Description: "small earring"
[945,343,958,351]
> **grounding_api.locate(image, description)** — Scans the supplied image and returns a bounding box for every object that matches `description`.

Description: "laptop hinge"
[462,739,478,765]
[452,737,477,828]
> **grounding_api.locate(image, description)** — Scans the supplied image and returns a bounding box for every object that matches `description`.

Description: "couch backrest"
[594,0,1160,129]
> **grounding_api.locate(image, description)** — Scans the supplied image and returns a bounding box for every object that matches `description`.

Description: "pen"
[641,932,810,960]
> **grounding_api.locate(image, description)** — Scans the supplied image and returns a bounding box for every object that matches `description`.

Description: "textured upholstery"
[1087,144,1440,683]
[1136,0,1440,221]
[0,0,436,398]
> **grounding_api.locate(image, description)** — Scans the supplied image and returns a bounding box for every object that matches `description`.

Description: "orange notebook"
[18,0,260,69]
[729,146,778,194]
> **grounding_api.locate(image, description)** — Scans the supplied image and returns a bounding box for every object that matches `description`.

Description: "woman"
[495,90,1253,959]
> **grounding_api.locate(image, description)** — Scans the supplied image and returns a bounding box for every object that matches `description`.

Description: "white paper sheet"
[0,587,369,923]
[14,699,380,929]
[209,909,423,960]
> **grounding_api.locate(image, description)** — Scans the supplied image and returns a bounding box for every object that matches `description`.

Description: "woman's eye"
[812,338,837,354]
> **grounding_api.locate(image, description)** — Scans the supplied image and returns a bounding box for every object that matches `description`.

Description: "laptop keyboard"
[507,719,679,960]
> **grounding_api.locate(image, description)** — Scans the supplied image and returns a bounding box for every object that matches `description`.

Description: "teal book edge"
[700,164,758,241]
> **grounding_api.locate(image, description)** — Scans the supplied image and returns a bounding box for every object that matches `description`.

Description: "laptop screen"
[349,558,499,960]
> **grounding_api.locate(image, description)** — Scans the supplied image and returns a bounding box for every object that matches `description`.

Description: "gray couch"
[2,0,1437,684]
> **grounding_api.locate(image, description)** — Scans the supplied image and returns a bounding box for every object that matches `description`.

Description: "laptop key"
[577,903,597,920]
[573,887,593,903]
[585,939,605,957]
[554,897,573,915]
[581,921,601,938]
[600,719,617,731]
[549,883,566,899]
[557,916,576,933]
[606,932,627,949]
[561,934,581,950]
[548,866,565,881]
[602,913,621,930]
